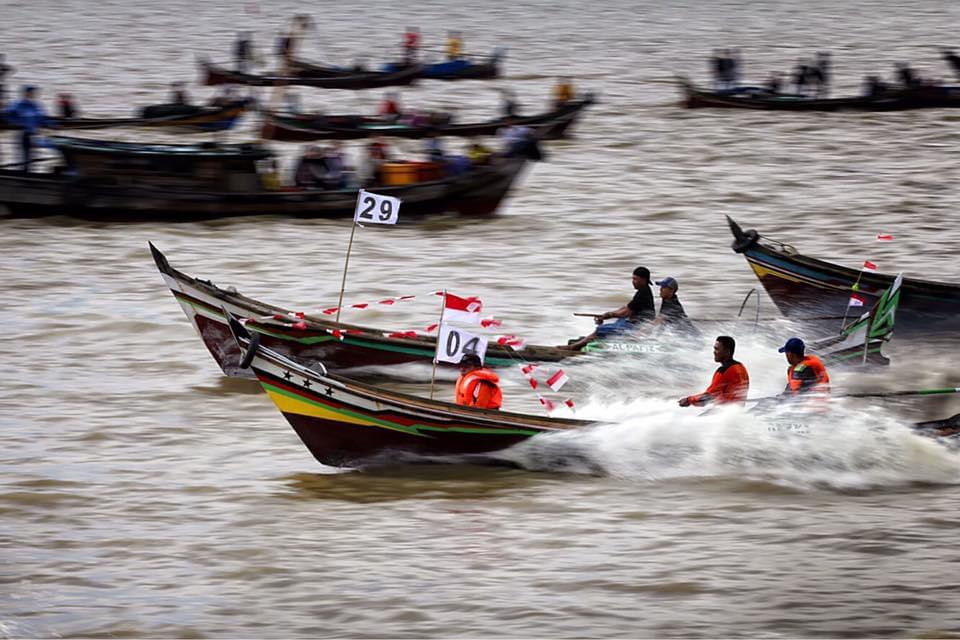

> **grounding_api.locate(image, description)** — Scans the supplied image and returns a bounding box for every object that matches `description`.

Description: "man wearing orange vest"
[455,353,502,410]
[679,335,750,407]
[778,337,830,396]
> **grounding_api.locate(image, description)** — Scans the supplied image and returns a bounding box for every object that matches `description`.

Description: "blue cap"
[778,337,805,354]
[656,277,678,291]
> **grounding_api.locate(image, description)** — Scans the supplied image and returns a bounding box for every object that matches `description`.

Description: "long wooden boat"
[200,59,422,90]
[727,216,960,334]
[0,135,538,220]
[225,315,960,468]
[288,52,501,81]
[0,101,248,133]
[151,243,569,378]
[678,76,960,111]
[260,95,595,142]
[152,241,893,381]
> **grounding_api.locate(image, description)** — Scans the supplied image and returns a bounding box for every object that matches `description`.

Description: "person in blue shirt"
[4,85,50,171]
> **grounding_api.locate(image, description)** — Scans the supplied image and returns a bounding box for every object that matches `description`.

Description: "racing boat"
[225,314,960,468]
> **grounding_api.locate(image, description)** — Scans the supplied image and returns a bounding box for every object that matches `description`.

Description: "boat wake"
[492,400,960,490]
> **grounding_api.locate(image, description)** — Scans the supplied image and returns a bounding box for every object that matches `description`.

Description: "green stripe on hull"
[262,382,543,438]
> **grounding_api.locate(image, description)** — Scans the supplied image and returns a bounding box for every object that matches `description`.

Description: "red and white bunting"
[564,398,576,411]
[386,330,419,339]
[520,363,538,376]
[862,260,878,272]
[497,335,525,348]
[480,317,502,328]
[322,307,339,315]
[292,321,308,330]
[538,395,557,412]
[546,369,569,392]
[425,323,439,333]
[877,234,894,242]
[849,293,866,307]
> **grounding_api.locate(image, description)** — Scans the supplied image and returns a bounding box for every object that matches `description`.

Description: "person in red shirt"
[379,92,401,120]
[679,335,750,407]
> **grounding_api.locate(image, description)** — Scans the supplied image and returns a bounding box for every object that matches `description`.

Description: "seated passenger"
[679,335,750,407]
[455,353,502,410]
[293,145,326,188]
[653,277,700,337]
[467,141,492,165]
[379,91,401,120]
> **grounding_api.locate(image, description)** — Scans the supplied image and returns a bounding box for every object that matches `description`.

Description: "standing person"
[0,54,14,105]
[56,93,77,119]
[378,91,401,120]
[402,27,420,64]
[234,32,254,72]
[778,338,830,397]
[552,77,575,108]
[653,277,699,336]
[455,354,502,410]
[4,85,50,171]
[679,336,750,407]
[815,51,832,96]
[446,30,463,60]
[564,266,656,351]
[942,49,960,81]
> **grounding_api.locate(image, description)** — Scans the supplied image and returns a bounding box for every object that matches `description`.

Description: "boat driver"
[779,337,830,397]
[564,266,655,351]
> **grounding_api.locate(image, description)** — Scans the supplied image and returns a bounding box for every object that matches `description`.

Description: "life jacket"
[786,354,830,395]
[686,360,750,406]
[455,368,502,410]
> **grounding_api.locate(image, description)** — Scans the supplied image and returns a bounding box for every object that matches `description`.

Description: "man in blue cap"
[779,337,830,396]
[653,276,699,336]
[4,85,49,171]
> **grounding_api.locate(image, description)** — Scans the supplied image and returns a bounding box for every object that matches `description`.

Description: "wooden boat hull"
[678,77,960,111]
[0,152,532,221]
[260,96,595,142]
[228,315,590,467]
[151,243,570,378]
[727,216,960,334]
[289,54,501,81]
[200,60,421,90]
[0,102,248,132]
[227,316,960,468]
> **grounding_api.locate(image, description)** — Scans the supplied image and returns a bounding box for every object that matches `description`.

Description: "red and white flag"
[849,293,866,307]
[538,395,557,412]
[862,260,877,272]
[876,234,894,242]
[442,292,483,324]
[546,369,569,392]
[480,317,502,328]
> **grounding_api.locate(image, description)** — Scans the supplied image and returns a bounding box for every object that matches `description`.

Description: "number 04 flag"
[354,190,401,225]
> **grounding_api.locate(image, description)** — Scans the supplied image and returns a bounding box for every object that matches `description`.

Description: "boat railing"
[758,234,799,255]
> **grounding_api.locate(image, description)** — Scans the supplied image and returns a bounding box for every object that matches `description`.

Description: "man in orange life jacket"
[679,335,750,407]
[455,353,502,410]
[779,337,831,397]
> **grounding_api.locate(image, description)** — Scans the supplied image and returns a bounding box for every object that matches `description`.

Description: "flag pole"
[840,269,866,330]
[429,289,446,400]
[335,220,359,324]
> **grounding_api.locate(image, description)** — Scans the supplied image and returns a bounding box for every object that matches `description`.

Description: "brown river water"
[3,0,960,637]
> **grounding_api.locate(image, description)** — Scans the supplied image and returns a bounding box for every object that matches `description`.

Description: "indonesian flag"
[877,234,894,241]
[862,260,877,272]
[442,292,483,324]
[849,293,866,307]
[546,369,569,392]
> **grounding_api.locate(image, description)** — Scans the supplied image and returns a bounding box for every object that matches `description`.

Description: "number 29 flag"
[354,190,401,225]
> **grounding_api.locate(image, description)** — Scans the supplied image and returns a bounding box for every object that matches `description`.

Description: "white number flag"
[435,323,489,365]
[354,190,401,225]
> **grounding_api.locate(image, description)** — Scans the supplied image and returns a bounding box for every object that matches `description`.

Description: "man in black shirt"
[564,266,654,350]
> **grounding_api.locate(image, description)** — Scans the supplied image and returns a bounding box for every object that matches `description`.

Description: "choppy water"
[3,0,960,637]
